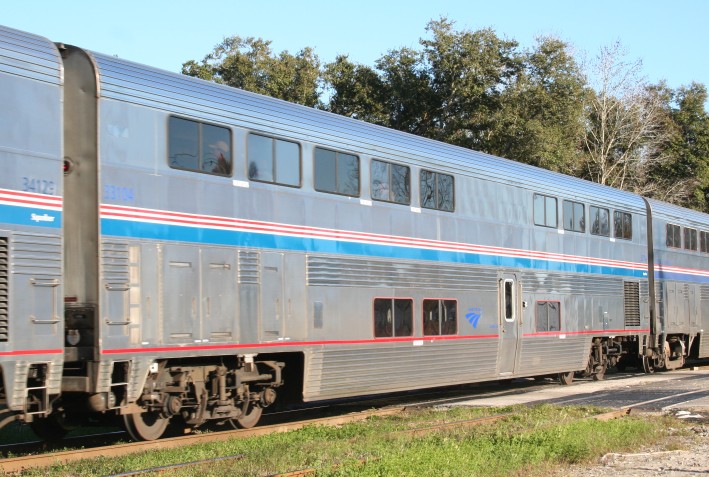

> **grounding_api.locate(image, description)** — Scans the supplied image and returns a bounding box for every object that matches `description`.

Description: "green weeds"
[6,405,682,477]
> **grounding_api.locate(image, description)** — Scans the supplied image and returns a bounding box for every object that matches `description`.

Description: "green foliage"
[13,405,682,477]
[647,83,709,211]
[181,19,709,212]
[182,36,321,107]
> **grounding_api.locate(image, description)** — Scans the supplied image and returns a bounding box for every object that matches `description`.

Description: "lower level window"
[374,298,413,337]
[423,299,457,336]
[536,301,561,332]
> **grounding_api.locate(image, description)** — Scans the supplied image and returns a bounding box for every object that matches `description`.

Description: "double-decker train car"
[0,25,707,440]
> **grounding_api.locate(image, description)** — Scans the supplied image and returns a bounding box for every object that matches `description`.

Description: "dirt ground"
[562,411,709,476]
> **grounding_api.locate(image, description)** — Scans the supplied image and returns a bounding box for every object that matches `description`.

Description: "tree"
[419,19,521,149]
[182,36,321,107]
[646,83,709,210]
[323,55,389,125]
[488,36,587,174]
[581,42,672,193]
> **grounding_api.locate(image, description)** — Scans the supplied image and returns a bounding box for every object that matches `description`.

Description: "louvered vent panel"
[623,281,641,327]
[238,251,260,284]
[0,238,8,341]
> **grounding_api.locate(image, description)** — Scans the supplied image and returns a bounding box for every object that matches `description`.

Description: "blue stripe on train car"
[100,218,650,279]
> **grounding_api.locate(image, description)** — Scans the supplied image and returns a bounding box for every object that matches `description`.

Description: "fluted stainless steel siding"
[0,25,61,85]
[307,255,498,291]
[303,340,499,400]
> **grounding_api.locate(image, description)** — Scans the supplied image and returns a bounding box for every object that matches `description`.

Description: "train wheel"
[592,363,607,381]
[642,356,655,374]
[123,411,169,441]
[31,416,70,441]
[229,403,263,429]
[558,371,574,385]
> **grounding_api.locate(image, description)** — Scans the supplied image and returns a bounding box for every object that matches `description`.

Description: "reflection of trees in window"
[536,301,561,332]
[613,211,632,240]
[666,224,681,248]
[420,170,454,212]
[248,134,300,186]
[423,299,457,336]
[371,159,410,204]
[701,231,709,253]
[684,227,698,251]
[563,200,585,233]
[168,116,231,176]
[314,147,359,196]
[590,206,610,236]
[373,298,413,337]
[533,194,557,228]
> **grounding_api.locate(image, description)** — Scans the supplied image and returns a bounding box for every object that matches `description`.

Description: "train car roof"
[0,25,62,85]
[648,198,709,228]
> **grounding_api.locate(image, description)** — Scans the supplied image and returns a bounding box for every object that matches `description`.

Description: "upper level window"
[701,231,709,253]
[248,134,301,187]
[371,159,410,204]
[420,170,454,212]
[423,299,457,336]
[590,206,610,237]
[168,116,231,176]
[684,227,698,251]
[614,211,632,240]
[373,298,413,338]
[666,224,681,248]
[533,194,557,228]
[314,147,359,197]
[563,200,585,233]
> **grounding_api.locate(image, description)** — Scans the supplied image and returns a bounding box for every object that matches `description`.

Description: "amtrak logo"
[30,213,56,223]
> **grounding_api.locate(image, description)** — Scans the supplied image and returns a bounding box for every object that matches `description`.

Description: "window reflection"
[420,170,454,212]
[314,147,359,197]
[168,116,231,176]
[248,134,300,186]
[372,159,410,204]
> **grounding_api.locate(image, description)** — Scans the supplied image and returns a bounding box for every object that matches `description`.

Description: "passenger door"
[498,273,520,375]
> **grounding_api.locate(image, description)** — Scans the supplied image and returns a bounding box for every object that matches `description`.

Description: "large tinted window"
[534,194,557,228]
[371,159,410,204]
[590,206,610,236]
[666,224,681,248]
[314,147,359,196]
[374,298,413,338]
[423,299,457,336]
[684,227,698,251]
[248,134,301,187]
[168,116,231,176]
[563,200,585,233]
[614,211,632,240]
[536,301,561,332]
[420,170,454,212]
[701,231,709,253]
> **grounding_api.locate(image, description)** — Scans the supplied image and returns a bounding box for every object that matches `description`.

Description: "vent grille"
[0,238,8,341]
[623,281,641,327]
[307,255,498,291]
[238,251,260,284]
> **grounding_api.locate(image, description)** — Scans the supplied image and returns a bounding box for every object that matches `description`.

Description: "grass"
[5,404,688,477]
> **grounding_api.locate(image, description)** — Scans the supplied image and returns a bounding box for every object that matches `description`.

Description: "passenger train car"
[0,25,707,440]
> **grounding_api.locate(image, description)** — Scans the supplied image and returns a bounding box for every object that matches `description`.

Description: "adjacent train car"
[0,26,64,427]
[0,24,707,440]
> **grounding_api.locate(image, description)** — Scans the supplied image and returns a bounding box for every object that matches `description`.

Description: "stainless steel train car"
[1,25,707,440]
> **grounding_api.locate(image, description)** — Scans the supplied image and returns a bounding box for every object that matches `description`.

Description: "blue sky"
[4,0,707,95]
